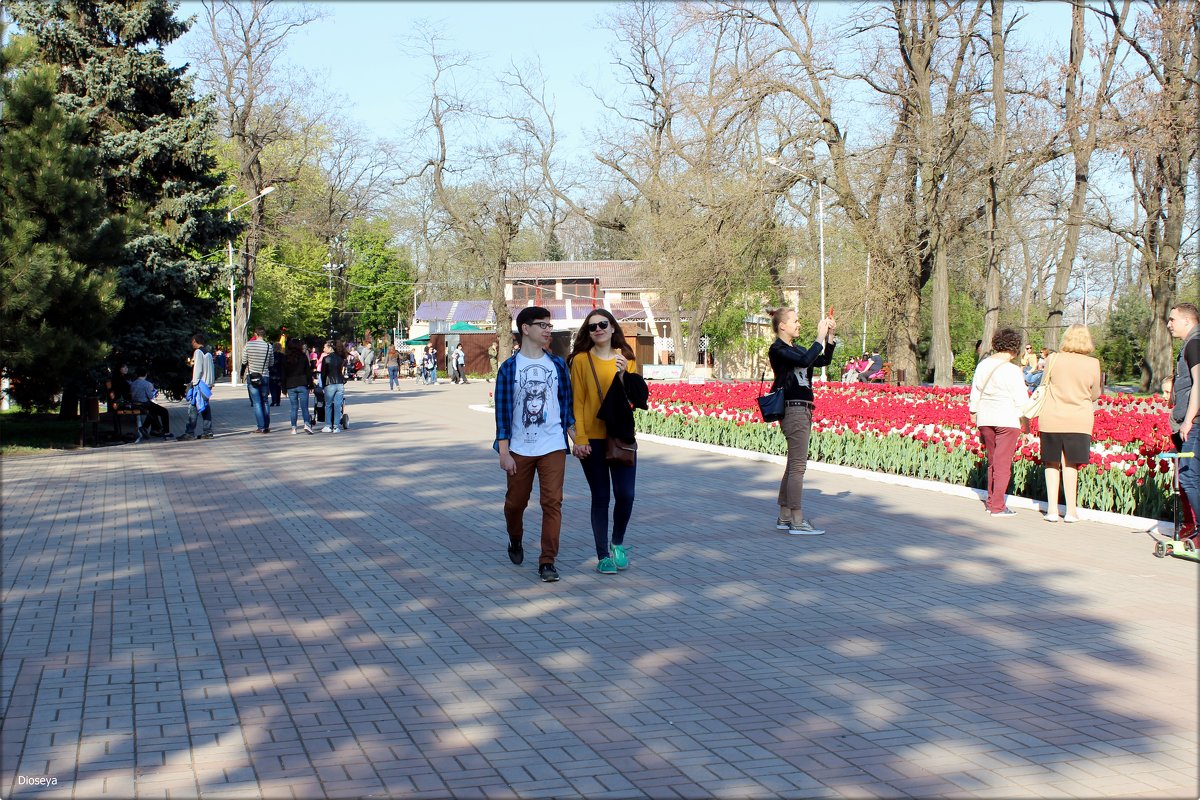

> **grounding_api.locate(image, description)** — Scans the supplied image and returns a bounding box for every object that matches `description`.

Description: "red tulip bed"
[636,382,1177,519]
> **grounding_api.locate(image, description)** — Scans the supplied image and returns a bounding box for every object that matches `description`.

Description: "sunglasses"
[587,320,610,332]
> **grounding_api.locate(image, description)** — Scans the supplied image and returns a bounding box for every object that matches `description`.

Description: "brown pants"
[505,450,567,565]
[778,404,813,514]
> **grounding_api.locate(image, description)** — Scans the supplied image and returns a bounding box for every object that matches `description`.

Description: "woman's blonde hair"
[1059,324,1095,355]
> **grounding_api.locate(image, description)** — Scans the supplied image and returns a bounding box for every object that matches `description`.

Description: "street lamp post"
[227,185,275,386]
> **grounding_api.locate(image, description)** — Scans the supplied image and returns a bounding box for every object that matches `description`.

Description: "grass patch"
[0,410,81,455]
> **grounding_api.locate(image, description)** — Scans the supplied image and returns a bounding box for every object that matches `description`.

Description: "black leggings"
[580,439,637,560]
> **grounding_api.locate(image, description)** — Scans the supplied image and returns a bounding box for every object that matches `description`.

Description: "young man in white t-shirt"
[493,307,576,581]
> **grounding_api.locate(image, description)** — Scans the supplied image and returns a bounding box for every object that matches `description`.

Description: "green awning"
[449,321,485,332]
[401,334,430,345]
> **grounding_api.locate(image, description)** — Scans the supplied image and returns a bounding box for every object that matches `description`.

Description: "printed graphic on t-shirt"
[511,354,563,456]
[792,366,811,390]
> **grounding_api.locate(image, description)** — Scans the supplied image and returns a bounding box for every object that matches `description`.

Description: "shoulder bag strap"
[587,352,604,400]
[977,358,1002,396]
[1041,353,1056,391]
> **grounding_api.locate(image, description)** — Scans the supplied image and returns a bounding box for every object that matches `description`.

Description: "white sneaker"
[291,427,298,435]
[321,426,332,433]
[332,427,341,434]
[1043,513,1060,523]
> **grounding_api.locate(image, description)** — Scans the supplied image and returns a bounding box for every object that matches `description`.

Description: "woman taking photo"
[1038,324,1102,523]
[569,309,647,575]
[282,338,315,435]
[968,328,1031,516]
[768,308,836,535]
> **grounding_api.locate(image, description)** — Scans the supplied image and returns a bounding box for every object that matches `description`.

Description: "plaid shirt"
[493,351,575,452]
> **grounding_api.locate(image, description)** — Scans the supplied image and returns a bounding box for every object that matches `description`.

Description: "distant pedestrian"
[385,345,402,390]
[494,306,576,582]
[768,307,836,534]
[213,347,227,383]
[269,341,284,406]
[422,346,438,385]
[969,328,1030,516]
[453,343,468,384]
[180,333,214,441]
[320,340,347,434]
[568,309,648,574]
[241,327,274,434]
[1039,324,1102,523]
[283,338,314,435]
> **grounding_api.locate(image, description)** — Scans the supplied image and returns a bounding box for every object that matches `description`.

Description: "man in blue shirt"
[494,307,575,582]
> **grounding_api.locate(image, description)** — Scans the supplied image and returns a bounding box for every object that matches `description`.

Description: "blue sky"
[167,1,1073,161]
[168,1,625,158]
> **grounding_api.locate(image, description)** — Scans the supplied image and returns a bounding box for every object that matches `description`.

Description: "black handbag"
[757,371,786,423]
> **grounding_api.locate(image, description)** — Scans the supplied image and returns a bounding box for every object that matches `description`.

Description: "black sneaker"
[177,433,196,441]
[201,433,214,439]
[507,541,524,565]
[538,563,559,582]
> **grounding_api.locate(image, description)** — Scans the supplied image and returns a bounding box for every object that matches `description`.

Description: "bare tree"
[1042,0,1127,350]
[191,0,326,362]
[407,34,544,361]
[1109,0,1199,390]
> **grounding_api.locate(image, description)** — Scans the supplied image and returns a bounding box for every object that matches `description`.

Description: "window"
[562,279,597,303]
[511,280,540,301]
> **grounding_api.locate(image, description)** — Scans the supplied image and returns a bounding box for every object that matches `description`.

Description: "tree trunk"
[930,246,954,385]
[981,0,1008,357]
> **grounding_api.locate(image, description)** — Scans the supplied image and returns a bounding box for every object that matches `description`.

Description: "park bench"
[81,381,144,446]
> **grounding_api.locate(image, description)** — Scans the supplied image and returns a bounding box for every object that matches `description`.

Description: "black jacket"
[768,337,835,403]
[596,372,649,443]
[321,353,345,386]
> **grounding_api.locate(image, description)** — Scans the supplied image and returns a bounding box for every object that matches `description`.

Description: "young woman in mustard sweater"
[569,309,638,574]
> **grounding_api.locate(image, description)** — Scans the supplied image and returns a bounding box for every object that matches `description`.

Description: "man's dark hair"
[254,326,266,337]
[192,333,206,346]
[514,306,551,343]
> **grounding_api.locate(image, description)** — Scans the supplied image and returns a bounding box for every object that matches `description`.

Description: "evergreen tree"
[0,31,123,411]
[9,0,229,396]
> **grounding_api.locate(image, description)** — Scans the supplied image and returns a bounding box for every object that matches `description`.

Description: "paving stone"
[1,382,1196,798]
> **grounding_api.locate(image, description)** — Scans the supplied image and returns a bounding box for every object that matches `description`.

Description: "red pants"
[980,426,1021,513]
[504,450,566,565]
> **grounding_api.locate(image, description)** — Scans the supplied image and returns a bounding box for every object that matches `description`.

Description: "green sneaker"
[596,557,618,574]
[611,544,629,570]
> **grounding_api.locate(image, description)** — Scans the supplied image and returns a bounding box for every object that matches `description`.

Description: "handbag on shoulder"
[757,371,786,423]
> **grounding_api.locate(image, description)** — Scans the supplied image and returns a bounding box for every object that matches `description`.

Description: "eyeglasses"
[526,321,553,330]
[587,320,610,332]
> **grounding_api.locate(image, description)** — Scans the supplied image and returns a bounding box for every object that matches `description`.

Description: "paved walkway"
[2,378,1197,799]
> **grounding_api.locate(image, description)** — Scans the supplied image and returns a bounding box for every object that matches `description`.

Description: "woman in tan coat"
[1038,324,1103,522]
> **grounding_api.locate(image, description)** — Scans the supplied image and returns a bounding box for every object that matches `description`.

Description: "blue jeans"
[580,439,637,560]
[247,378,271,430]
[388,366,399,390]
[1178,424,1200,523]
[323,383,345,430]
[427,367,438,385]
[287,386,309,428]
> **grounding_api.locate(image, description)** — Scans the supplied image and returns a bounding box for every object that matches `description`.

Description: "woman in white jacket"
[969,328,1031,517]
